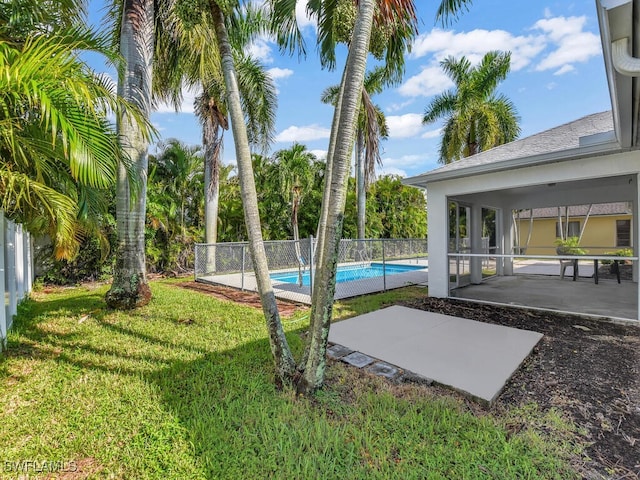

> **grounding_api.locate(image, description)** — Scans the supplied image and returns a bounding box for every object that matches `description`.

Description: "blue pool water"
[270,263,426,286]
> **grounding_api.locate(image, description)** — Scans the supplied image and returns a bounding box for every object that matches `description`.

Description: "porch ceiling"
[448,173,636,210]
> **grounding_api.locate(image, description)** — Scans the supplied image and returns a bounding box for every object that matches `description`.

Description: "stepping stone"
[341,351,375,368]
[366,362,399,379]
[327,344,354,359]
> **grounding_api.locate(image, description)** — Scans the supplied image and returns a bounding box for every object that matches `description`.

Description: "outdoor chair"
[556,246,578,280]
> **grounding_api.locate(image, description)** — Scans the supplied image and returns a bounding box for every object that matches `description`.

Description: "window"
[556,221,580,238]
[616,220,631,247]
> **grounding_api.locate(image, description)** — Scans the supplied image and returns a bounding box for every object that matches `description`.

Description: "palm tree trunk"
[106,0,153,310]
[292,194,300,242]
[297,0,375,395]
[203,115,221,245]
[356,128,366,239]
[315,67,348,265]
[210,0,296,382]
[203,116,221,272]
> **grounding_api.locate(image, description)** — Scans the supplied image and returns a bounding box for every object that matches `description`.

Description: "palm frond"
[435,0,474,26]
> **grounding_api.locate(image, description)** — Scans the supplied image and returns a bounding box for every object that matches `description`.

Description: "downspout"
[612,36,640,144]
[611,38,640,76]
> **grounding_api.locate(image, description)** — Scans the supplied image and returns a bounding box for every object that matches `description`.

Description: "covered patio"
[404,0,640,322]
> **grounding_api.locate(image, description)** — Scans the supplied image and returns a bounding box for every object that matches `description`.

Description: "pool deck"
[196,259,429,304]
[328,305,543,404]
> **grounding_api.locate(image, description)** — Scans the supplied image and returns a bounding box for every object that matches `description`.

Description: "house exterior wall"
[517,214,633,255]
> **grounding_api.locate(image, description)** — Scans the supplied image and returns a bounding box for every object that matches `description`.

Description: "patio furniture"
[593,258,621,284]
[557,246,578,281]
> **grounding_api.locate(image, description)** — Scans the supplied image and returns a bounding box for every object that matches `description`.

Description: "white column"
[501,208,514,276]
[427,187,449,298]
[25,232,33,294]
[7,220,16,320]
[470,204,483,284]
[0,214,6,349]
[496,208,504,276]
[15,224,24,301]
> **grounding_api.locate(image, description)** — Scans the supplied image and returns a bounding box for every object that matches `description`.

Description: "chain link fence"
[195,237,428,304]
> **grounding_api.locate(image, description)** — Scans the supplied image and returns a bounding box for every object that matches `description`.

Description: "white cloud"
[275,124,331,142]
[155,85,200,114]
[410,28,546,72]
[398,66,453,98]
[533,16,601,72]
[398,13,601,100]
[546,82,558,90]
[268,67,294,80]
[421,128,442,139]
[386,113,424,138]
[386,99,415,113]
[296,0,317,30]
[309,149,327,160]
[553,64,575,75]
[375,166,407,178]
[378,153,435,177]
[246,37,273,63]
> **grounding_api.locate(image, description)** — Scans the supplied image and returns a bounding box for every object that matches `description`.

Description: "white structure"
[0,213,33,350]
[403,0,640,319]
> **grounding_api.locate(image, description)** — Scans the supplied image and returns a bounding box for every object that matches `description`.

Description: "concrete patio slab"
[329,306,543,404]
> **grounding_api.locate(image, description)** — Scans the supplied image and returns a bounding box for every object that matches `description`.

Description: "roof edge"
[403,139,622,186]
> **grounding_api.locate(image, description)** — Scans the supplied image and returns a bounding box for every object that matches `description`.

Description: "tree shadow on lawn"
[3,290,579,480]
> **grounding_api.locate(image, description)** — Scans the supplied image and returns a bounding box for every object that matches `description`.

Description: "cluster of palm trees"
[2,0,522,393]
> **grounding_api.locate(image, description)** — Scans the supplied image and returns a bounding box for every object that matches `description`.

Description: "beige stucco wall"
[517,215,632,255]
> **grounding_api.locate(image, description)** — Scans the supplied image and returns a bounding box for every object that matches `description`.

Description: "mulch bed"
[179,281,303,317]
[403,296,640,480]
[182,280,639,478]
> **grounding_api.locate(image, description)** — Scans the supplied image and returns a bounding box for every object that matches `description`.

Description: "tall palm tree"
[105,0,155,309]
[321,67,389,240]
[272,144,316,243]
[155,6,276,249]
[208,1,297,381]
[0,14,145,260]
[195,86,228,246]
[422,51,521,163]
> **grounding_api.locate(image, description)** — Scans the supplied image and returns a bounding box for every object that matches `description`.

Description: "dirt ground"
[404,296,640,479]
[182,281,639,479]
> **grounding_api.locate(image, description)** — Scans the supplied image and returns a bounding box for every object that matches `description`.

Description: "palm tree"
[195,87,228,246]
[0,14,145,260]
[422,51,521,163]
[155,6,276,250]
[151,140,203,235]
[272,144,317,243]
[147,140,204,272]
[105,0,155,309]
[321,67,389,240]
[208,1,297,380]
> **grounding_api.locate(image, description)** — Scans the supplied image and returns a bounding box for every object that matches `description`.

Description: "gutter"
[403,140,622,186]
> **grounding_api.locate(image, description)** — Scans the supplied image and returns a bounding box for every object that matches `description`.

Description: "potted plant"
[554,236,586,256]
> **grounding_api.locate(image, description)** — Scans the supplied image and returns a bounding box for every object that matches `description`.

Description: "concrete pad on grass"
[329,306,543,404]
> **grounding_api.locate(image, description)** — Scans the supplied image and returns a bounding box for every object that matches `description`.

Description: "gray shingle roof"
[517,202,632,219]
[409,111,615,180]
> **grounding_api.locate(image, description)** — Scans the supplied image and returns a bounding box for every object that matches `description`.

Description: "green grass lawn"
[0,281,580,479]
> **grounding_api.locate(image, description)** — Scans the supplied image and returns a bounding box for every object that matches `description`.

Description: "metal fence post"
[241,245,246,291]
[382,239,386,291]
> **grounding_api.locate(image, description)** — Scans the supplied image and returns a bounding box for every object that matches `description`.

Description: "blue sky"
[87,0,611,178]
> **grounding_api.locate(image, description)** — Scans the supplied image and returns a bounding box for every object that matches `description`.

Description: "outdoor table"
[592,257,621,284]
[570,256,621,284]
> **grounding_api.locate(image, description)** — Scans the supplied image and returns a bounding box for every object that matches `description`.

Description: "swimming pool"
[270,263,426,286]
